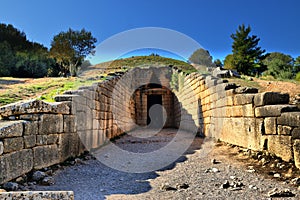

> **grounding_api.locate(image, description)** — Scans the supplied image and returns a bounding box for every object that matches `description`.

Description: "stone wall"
[174,72,300,169]
[0,74,133,184]
[1,66,300,185]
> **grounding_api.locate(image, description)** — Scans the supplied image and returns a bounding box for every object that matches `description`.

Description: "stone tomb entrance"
[147,94,162,127]
[132,83,176,128]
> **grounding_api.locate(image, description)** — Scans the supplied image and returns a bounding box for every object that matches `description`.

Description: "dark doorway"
[147,95,163,128]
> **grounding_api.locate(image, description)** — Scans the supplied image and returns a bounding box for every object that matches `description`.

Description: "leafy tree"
[262,52,294,79]
[0,41,15,76]
[14,50,55,78]
[50,28,97,76]
[295,56,300,73]
[189,48,215,67]
[0,23,56,78]
[296,72,300,81]
[223,54,235,70]
[230,24,265,75]
[213,59,223,68]
[0,23,29,51]
[78,60,92,73]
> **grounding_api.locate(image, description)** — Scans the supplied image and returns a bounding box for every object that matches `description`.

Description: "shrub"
[296,72,300,81]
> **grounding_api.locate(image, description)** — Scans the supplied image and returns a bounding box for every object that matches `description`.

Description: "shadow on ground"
[34,129,206,200]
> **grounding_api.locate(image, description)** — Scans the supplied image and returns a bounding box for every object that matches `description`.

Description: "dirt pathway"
[33,129,299,200]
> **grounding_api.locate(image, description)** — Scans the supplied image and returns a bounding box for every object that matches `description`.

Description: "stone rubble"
[268,188,295,197]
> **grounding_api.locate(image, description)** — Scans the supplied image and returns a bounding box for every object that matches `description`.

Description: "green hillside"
[80,55,196,77]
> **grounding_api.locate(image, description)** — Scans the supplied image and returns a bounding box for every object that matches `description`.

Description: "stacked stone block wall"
[1,66,300,185]
[0,75,133,184]
[175,71,300,169]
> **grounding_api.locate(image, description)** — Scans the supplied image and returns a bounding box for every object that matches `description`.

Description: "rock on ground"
[32,129,299,200]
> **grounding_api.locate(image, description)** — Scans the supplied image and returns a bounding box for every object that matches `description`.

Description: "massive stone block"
[0,121,23,139]
[254,92,289,106]
[267,135,292,162]
[24,135,36,148]
[0,141,3,155]
[39,114,63,134]
[0,149,33,184]
[3,137,24,153]
[233,94,255,105]
[293,140,300,169]
[255,105,299,117]
[36,134,58,145]
[219,117,264,150]
[33,145,59,169]
[23,121,38,135]
[19,114,40,121]
[264,117,277,135]
[277,112,300,127]
[277,125,292,135]
[58,133,80,162]
[63,115,77,133]
[234,87,258,94]
[292,128,300,140]
[0,100,69,118]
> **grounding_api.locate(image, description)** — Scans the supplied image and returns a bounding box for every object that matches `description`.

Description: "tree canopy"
[294,56,300,73]
[0,23,56,77]
[213,59,223,67]
[230,24,265,75]
[262,52,294,79]
[189,48,215,67]
[50,28,97,76]
[223,54,235,70]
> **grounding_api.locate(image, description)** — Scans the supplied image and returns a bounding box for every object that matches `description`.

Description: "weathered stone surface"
[39,114,63,134]
[254,92,289,106]
[277,112,300,127]
[0,121,23,139]
[76,111,88,131]
[36,134,58,145]
[63,115,76,133]
[0,191,74,199]
[23,121,38,136]
[226,104,254,117]
[0,141,3,155]
[264,117,277,135]
[55,94,79,102]
[219,118,264,151]
[33,145,59,169]
[58,133,80,162]
[215,83,238,92]
[2,182,19,191]
[0,149,33,184]
[233,94,255,105]
[24,135,36,148]
[292,128,300,140]
[41,176,55,186]
[267,188,295,198]
[293,140,300,169]
[32,171,46,181]
[19,114,40,121]
[267,135,292,162]
[0,100,70,118]
[277,125,292,135]
[3,137,24,153]
[255,105,299,117]
[235,87,258,94]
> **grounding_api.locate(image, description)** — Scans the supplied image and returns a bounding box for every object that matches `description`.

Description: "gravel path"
[33,129,299,199]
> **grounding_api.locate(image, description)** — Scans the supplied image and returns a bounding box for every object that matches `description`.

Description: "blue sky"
[1,0,299,64]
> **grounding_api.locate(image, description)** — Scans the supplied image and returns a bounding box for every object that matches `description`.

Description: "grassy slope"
[0,77,103,106]
[1,55,299,107]
[0,56,195,106]
[80,55,196,77]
